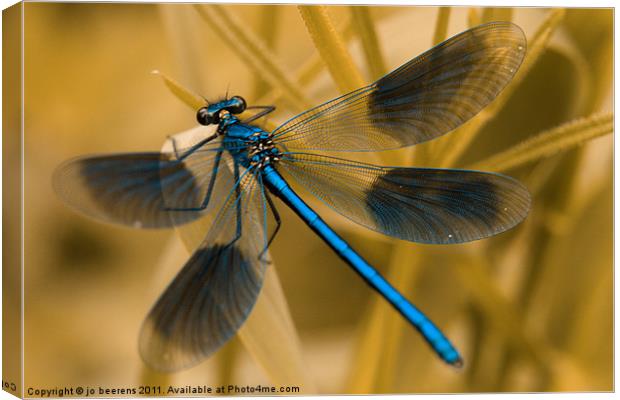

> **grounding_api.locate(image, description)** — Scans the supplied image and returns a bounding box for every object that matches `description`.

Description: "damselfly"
[53,21,530,371]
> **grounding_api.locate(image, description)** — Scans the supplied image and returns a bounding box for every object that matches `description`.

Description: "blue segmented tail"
[262,165,462,366]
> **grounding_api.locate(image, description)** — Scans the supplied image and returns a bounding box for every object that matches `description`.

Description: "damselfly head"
[196,96,247,126]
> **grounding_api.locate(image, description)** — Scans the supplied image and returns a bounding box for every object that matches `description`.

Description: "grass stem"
[432,7,451,45]
[194,5,311,110]
[350,6,387,80]
[467,112,612,172]
[298,5,366,94]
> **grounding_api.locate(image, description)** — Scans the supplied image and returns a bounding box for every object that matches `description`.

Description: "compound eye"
[196,107,210,125]
[196,107,219,125]
[228,96,247,114]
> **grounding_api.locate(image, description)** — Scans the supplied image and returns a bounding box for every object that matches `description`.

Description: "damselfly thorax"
[193,97,283,170]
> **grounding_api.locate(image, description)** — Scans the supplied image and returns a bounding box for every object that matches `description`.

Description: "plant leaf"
[152,70,206,111]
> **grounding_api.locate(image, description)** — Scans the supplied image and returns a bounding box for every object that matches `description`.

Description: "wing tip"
[137,309,210,373]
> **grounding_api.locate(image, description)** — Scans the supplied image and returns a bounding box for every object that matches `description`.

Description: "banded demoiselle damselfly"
[53,21,530,371]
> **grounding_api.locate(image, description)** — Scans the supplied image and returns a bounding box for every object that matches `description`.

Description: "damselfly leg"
[163,149,224,212]
[242,105,276,124]
[168,133,219,161]
[258,189,281,261]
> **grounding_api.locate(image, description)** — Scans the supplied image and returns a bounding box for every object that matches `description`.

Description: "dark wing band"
[278,153,530,244]
[272,22,526,152]
[138,166,271,371]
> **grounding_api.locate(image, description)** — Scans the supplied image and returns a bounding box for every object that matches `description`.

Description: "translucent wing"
[272,22,526,152]
[52,128,224,229]
[278,153,530,244]
[139,165,272,372]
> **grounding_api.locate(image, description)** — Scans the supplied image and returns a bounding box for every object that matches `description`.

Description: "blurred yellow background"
[18,3,612,394]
